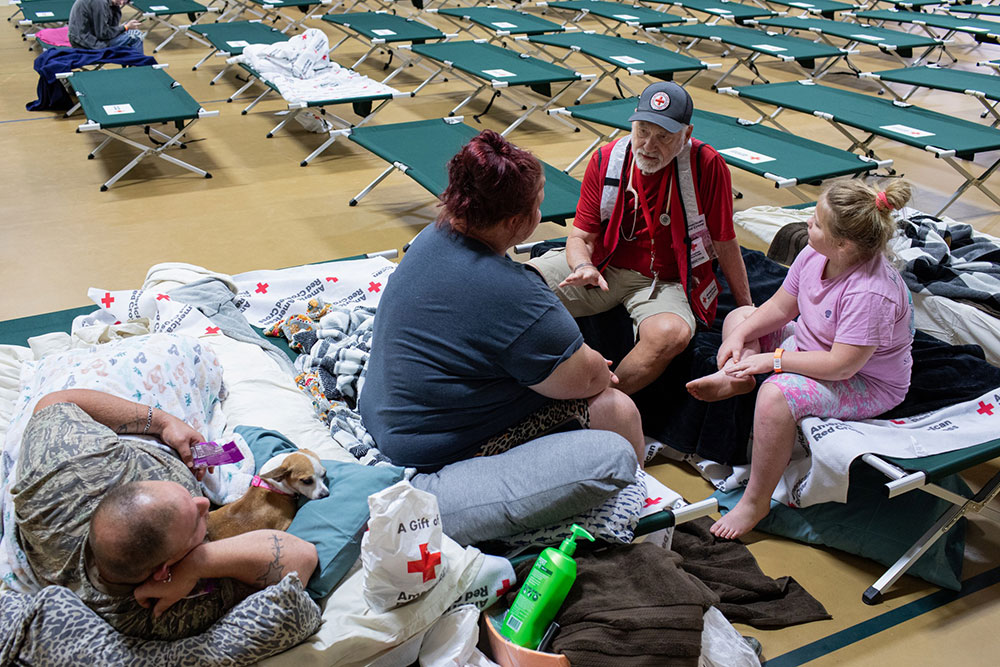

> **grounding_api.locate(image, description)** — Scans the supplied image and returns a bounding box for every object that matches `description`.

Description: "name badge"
[688,213,708,236]
[690,237,711,268]
[697,278,719,310]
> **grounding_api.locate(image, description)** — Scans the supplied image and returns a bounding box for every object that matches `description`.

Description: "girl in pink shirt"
[686,180,915,539]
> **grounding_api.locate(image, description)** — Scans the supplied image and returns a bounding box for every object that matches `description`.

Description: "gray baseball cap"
[628,82,693,134]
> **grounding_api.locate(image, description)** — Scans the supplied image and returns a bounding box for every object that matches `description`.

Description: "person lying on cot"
[359,129,645,471]
[686,180,916,539]
[529,81,752,395]
[68,0,144,51]
[11,389,318,639]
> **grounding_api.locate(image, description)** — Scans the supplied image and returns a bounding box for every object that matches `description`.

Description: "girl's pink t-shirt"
[783,246,914,403]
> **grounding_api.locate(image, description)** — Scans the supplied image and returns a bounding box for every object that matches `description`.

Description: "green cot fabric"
[529,32,709,76]
[21,0,73,23]
[546,0,690,27]
[883,437,1000,481]
[655,23,846,61]
[0,306,93,347]
[70,66,203,129]
[949,4,1000,18]
[758,15,942,52]
[871,65,1000,102]
[247,0,324,8]
[131,0,208,15]
[565,97,878,183]
[348,118,580,224]
[760,0,853,19]
[854,9,1000,41]
[188,20,287,54]
[731,80,1000,157]
[321,11,444,42]
[642,0,775,22]
[411,41,581,86]
[438,6,564,35]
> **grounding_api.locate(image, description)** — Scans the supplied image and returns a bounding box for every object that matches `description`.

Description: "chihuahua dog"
[206,449,329,541]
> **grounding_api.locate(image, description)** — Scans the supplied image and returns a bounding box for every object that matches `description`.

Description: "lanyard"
[627,159,673,280]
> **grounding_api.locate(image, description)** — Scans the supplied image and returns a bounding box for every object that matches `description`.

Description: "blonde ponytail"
[822,180,911,259]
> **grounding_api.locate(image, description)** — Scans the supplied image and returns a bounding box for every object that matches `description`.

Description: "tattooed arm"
[134,530,318,617]
[33,389,207,479]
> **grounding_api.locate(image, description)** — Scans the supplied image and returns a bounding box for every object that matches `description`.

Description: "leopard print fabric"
[0,573,321,665]
[474,398,590,458]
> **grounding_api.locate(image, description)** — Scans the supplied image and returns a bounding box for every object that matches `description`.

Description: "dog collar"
[251,475,293,496]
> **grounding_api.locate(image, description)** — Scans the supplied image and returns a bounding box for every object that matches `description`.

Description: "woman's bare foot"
[710,496,772,540]
[686,368,756,402]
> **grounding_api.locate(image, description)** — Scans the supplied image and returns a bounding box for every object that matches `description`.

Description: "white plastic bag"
[447,554,515,613]
[363,480,448,612]
[419,606,500,667]
[293,110,333,133]
[699,606,761,667]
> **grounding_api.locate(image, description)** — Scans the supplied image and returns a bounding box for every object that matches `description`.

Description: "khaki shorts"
[528,248,697,335]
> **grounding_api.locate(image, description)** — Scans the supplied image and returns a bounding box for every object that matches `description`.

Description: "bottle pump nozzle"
[558,524,595,557]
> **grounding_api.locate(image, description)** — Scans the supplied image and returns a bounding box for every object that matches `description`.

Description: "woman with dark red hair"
[360,130,644,471]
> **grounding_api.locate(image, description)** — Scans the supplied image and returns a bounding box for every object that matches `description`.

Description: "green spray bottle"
[500,524,595,650]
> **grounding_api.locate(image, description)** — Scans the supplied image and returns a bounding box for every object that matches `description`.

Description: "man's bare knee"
[637,315,692,359]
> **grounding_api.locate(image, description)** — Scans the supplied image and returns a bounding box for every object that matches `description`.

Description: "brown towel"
[671,517,831,629]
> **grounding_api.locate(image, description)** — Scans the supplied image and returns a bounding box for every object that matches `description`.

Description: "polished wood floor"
[3,2,1000,664]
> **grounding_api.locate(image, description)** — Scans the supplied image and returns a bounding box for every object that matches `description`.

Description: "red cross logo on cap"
[650,91,670,111]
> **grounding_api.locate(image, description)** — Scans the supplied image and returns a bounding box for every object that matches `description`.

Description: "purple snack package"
[191,440,244,467]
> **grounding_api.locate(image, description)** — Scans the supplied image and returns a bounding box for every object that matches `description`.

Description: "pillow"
[0,573,320,666]
[409,429,638,545]
[711,463,968,590]
[235,425,406,599]
[498,466,646,549]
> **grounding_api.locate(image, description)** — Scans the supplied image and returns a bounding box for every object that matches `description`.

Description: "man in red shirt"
[530,82,752,395]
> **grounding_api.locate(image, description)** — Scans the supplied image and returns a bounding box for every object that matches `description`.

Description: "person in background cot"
[686,180,915,539]
[69,0,144,51]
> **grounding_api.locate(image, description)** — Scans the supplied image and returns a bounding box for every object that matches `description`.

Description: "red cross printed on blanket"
[255,282,269,294]
[644,497,662,508]
[326,276,339,283]
[407,543,442,583]
[156,294,170,301]
[496,579,511,597]
[978,401,995,416]
[205,326,221,335]
[368,281,382,293]
[100,292,115,308]
[890,419,906,425]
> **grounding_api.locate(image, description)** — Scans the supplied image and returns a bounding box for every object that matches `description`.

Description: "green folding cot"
[405,40,592,134]
[188,20,288,85]
[719,78,1000,215]
[946,3,1000,20]
[648,22,850,87]
[850,8,1000,45]
[16,0,73,40]
[526,31,719,104]
[753,15,945,66]
[427,6,567,44]
[547,96,889,200]
[535,0,695,36]
[216,0,333,33]
[321,11,450,82]
[130,0,218,52]
[63,65,218,191]
[860,65,1000,126]
[341,117,582,225]
[981,59,1000,75]
[639,0,778,25]
[761,0,857,19]
[230,61,411,166]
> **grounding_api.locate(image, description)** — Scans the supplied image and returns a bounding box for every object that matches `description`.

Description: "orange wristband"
[773,347,785,374]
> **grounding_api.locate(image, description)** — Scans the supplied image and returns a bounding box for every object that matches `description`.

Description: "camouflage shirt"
[11,403,250,640]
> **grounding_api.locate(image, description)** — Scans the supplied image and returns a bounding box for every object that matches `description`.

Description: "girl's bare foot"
[710,496,772,540]
[686,369,756,402]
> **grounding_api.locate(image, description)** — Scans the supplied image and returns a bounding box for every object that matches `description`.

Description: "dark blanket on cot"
[531,244,1000,465]
[27,48,157,112]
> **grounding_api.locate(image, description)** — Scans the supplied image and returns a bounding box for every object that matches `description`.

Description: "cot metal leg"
[210,63,233,85]
[863,470,1000,605]
[88,121,211,191]
[349,163,403,206]
[934,154,1000,217]
[193,48,219,71]
[240,86,272,113]
[266,107,305,137]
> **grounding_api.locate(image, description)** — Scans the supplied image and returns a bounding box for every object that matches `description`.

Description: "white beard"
[633,149,667,175]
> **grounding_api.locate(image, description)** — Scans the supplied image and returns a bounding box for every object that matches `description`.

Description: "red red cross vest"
[593,136,721,329]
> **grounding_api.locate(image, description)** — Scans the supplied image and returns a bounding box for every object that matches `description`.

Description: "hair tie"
[875,190,893,212]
